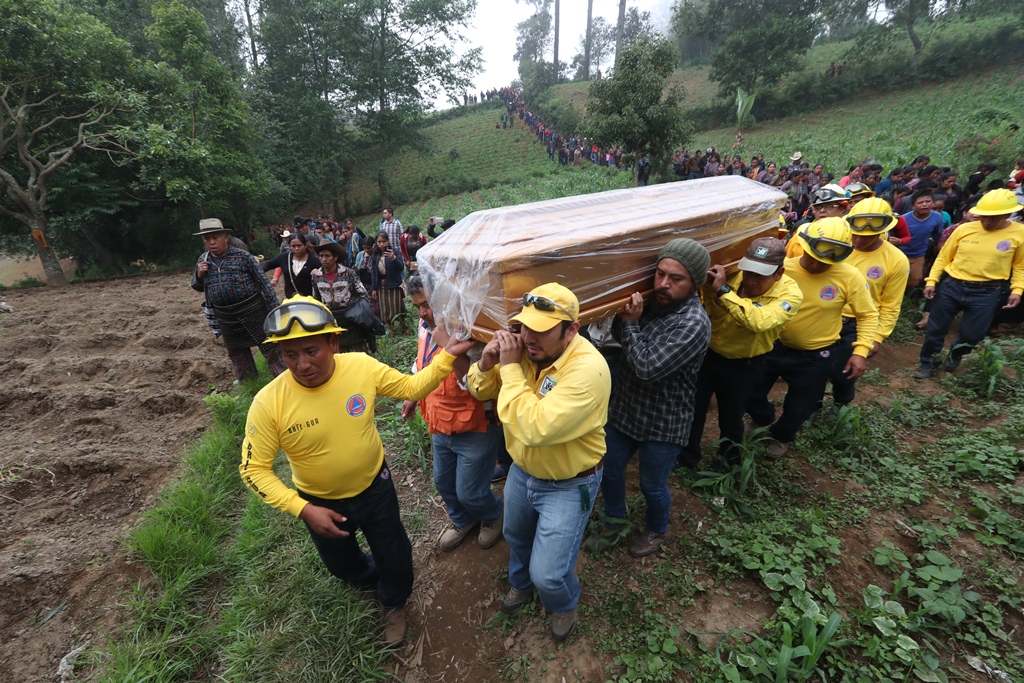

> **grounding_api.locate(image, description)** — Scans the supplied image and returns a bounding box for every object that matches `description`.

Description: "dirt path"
[0,272,988,682]
[0,272,234,683]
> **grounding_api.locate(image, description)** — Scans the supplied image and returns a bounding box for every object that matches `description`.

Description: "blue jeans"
[601,423,681,535]
[920,277,1004,364]
[432,424,503,528]
[503,462,601,613]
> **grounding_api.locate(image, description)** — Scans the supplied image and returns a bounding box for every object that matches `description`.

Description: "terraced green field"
[346,105,560,209]
[695,62,1024,173]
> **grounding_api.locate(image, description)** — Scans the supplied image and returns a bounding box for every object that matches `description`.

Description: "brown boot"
[383,607,407,644]
[478,508,504,549]
[628,528,667,558]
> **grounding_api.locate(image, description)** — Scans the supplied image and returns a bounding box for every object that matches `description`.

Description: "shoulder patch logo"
[347,394,367,417]
[247,425,257,437]
[539,375,558,396]
[780,301,792,312]
[819,286,838,301]
[997,240,1011,252]
[866,265,884,280]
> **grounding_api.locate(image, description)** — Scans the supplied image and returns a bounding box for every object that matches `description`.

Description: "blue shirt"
[899,211,944,258]
[875,178,893,196]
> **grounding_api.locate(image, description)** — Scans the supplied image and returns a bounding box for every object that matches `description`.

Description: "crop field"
[694,61,1024,174]
[96,308,1024,682]
[345,105,561,209]
[350,163,634,232]
[550,62,719,113]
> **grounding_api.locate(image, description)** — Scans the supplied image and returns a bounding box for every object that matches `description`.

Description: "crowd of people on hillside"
[497,87,640,175]
[189,123,1024,649]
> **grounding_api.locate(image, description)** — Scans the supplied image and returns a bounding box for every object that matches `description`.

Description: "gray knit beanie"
[658,238,710,282]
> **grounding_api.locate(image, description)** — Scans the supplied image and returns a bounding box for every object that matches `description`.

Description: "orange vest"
[416,324,492,435]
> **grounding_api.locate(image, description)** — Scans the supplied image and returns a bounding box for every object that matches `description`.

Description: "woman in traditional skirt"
[310,242,375,353]
[370,231,407,334]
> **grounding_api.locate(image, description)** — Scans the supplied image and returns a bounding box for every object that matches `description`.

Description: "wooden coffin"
[416,176,786,341]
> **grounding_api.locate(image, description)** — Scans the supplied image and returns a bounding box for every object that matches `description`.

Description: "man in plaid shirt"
[380,206,403,246]
[585,238,711,558]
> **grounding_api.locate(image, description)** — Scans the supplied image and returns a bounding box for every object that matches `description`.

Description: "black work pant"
[746,341,837,443]
[299,463,413,610]
[681,349,767,467]
[828,318,858,406]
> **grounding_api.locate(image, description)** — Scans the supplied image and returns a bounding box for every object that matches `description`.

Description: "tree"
[514,3,553,63]
[255,0,356,212]
[0,0,143,285]
[614,0,627,68]
[138,0,270,218]
[571,17,613,79]
[586,34,691,181]
[621,7,655,47]
[583,0,594,79]
[344,0,481,204]
[707,15,816,97]
[672,0,822,92]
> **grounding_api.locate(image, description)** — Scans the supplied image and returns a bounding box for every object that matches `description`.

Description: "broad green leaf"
[884,600,906,618]
[896,635,919,650]
[872,616,898,636]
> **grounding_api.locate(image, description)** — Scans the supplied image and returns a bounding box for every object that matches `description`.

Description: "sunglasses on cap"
[523,292,574,319]
[264,301,335,336]
[846,214,892,233]
[801,230,853,262]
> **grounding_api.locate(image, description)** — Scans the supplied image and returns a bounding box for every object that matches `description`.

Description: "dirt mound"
[0,271,232,683]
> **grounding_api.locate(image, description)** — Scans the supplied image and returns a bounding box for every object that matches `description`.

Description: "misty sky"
[459,0,674,97]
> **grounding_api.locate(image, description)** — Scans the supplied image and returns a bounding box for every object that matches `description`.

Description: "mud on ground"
[0,272,233,683]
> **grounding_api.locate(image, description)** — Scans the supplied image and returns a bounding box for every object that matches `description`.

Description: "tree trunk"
[81,229,124,275]
[614,0,626,69]
[553,0,560,82]
[31,220,70,286]
[242,0,260,70]
[907,21,922,74]
[583,0,593,80]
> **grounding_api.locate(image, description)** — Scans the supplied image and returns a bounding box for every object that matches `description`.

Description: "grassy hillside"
[547,38,857,114]
[345,105,560,210]
[695,61,1024,174]
[351,164,633,233]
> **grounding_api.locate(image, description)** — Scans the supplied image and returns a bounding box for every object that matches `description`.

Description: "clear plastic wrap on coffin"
[416,176,787,340]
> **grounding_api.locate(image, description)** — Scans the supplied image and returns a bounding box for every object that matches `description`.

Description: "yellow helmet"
[844,182,874,199]
[263,295,344,343]
[797,217,854,263]
[972,188,1024,216]
[845,197,897,235]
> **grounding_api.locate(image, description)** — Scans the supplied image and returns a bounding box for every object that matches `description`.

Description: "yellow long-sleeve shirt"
[240,350,456,516]
[779,257,878,357]
[467,334,610,480]
[842,241,910,343]
[925,220,1024,295]
[703,272,804,359]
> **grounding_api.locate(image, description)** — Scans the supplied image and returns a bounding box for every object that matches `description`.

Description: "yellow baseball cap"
[510,283,579,332]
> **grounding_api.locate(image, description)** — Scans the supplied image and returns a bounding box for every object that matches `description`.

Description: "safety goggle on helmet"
[812,184,852,206]
[844,182,875,199]
[798,217,854,263]
[264,296,344,342]
[845,197,897,234]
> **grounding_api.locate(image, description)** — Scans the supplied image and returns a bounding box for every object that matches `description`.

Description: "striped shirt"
[608,294,711,445]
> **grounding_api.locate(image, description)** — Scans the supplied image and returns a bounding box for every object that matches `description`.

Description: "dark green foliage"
[585,34,692,177]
